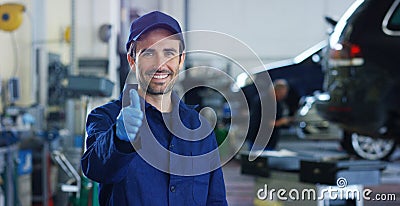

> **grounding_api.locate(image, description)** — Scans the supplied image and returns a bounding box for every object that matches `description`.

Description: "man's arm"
[206,132,228,205]
[81,101,136,184]
[207,167,229,205]
[275,116,293,127]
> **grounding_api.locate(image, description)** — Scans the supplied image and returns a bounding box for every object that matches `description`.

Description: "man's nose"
[156,54,169,69]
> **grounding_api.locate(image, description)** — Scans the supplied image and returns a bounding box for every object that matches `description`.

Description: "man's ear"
[178,52,186,71]
[127,53,136,69]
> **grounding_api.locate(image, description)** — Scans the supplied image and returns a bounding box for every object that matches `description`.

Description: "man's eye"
[141,51,153,57]
[165,51,176,57]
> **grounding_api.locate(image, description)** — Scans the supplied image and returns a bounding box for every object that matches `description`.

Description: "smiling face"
[128,28,185,96]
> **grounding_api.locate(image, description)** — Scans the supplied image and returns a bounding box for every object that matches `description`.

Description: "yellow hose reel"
[0,3,25,32]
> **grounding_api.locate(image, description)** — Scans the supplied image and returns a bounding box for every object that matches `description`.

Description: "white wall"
[46,0,71,64]
[0,0,34,108]
[182,0,355,62]
[129,0,161,14]
[75,0,111,58]
[0,0,71,108]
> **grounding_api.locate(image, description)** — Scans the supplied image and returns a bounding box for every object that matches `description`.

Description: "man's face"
[132,29,184,95]
[275,87,288,101]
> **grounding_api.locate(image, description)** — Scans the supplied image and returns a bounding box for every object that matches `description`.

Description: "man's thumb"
[129,89,141,109]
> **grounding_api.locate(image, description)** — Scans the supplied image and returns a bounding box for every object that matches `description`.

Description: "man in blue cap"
[81,11,228,205]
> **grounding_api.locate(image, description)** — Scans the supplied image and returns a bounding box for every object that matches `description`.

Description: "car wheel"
[342,132,397,160]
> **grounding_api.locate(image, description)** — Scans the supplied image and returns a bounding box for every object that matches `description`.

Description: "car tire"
[341,131,397,160]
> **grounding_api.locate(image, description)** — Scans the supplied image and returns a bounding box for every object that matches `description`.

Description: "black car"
[315,0,400,160]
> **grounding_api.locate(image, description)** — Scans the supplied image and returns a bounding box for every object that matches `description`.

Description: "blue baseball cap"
[125,11,185,52]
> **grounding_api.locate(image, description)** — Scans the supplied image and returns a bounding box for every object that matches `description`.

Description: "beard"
[138,69,176,95]
[140,81,175,95]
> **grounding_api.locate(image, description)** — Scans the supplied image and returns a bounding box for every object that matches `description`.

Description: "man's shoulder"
[86,99,122,129]
[90,99,121,117]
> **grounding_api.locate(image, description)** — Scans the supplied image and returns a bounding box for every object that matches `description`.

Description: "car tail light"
[328,42,364,67]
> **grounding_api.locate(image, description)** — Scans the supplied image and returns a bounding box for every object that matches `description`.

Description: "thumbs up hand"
[116,89,144,142]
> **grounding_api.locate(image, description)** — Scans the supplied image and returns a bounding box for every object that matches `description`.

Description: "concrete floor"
[223,132,400,206]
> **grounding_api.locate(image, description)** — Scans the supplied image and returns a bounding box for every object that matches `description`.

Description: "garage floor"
[223,132,400,206]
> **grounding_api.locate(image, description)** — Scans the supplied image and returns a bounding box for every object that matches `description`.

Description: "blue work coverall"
[81,87,228,206]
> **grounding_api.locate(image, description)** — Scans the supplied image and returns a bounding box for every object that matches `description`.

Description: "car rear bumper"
[314,93,384,133]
